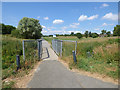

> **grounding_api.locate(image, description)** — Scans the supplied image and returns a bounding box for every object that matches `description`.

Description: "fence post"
[38,40,40,61]
[60,40,62,57]
[72,50,77,63]
[75,41,77,55]
[23,40,25,62]
[16,55,20,70]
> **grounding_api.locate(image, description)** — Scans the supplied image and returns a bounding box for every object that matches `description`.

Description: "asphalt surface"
[27,39,118,88]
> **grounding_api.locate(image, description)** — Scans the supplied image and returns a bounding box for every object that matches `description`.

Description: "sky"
[2,2,118,35]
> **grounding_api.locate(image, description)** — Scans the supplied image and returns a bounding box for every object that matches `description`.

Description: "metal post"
[60,40,62,57]
[75,41,77,55]
[16,55,20,70]
[38,40,40,61]
[72,50,77,63]
[23,40,25,62]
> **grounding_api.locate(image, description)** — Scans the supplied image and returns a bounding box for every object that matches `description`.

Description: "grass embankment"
[43,36,119,80]
[2,35,39,88]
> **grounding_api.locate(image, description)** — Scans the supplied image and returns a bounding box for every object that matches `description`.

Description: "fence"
[52,39,77,57]
[22,39,42,63]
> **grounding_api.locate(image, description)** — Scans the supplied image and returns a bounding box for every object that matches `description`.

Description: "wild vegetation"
[2,35,40,88]
[44,36,119,80]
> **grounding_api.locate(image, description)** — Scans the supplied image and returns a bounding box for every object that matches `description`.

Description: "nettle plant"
[17,17,42,39]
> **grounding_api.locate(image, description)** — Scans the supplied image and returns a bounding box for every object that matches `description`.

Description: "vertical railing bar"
[75,41,77,55]
[23,40,25,62]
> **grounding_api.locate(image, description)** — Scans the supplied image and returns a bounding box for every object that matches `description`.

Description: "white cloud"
[53,19,64,24]
[41,25,46,29]
[61,26,67,30]
[37,16,40,19]
[78,15,88,21]
[102,23,107,26]
[68,30,82,34]
[102,13,118,21]
[44,17,49,20]
[103,3,109,7]
[47,27,56,30]
[102,23,114,26]
[100,3,109,8]
[69,23,80,28]
[88,15,98,20]
[94,28,100,30]
[78,14,98,21]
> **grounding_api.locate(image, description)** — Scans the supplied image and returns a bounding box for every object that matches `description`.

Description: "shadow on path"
[42,47,50,60]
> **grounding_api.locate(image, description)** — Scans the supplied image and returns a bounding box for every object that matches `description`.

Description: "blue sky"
[2,2,118,35]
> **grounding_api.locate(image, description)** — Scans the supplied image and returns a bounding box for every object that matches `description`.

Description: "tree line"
[1,17,120,39]
[46,25,120,39]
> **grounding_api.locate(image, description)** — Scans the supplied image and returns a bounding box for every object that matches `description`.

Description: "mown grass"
[44,36,119,79]
[2,35,40,88]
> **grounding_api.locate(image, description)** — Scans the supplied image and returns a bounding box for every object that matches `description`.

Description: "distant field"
[43,36,119,79]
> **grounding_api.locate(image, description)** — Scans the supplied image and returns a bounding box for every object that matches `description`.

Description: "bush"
[76,33,83,39]
[11,29,20,38]
[1,23,16,34]
[91,33,99,38]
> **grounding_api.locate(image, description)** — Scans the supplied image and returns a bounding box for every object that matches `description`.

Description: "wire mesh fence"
[52,39,77,58]
[62,41,76,57]
[52,39,62,56]
[23,39,42,68]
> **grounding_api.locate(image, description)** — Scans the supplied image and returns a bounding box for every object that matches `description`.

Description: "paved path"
[27,39,118,88]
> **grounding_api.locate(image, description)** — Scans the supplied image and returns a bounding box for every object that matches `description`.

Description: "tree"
[113,25,120,36]
[1,23,16,34]
[89,31,92,37]
[101,30,106,35]
[76,33,83,39]
[91,33,99,38]
[70,32,74,36]
[106,31,111,37]
[84,31,88,38]
[17,17,42,39]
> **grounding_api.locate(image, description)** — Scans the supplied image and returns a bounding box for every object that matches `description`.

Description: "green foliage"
[11,29,21,38]
[2,81,15,88]
[113,25,120,36]
[2,35,39,80]
[17,17,42,39]
[106,31,111,37]
[76,33,83,39]
[91,33,99,38]
[101,30,106,35]
[89,31,92,37]
[70,32,74,36]
[1,23,16,34]
[49,35,53,37]
[84,31,88,38]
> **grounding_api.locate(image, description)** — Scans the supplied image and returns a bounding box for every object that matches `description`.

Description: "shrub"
[11,29,20,38]
[91,33,99,38]
[76,33,83,39]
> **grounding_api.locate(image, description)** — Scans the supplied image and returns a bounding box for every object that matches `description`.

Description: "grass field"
[43,36,119,79]
[2,35,39,88]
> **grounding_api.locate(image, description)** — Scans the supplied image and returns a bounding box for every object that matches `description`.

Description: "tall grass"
[2,35,40,88]
[44,36,119,79]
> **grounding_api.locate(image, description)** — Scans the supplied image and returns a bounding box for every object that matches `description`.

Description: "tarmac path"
[27,39,118,88]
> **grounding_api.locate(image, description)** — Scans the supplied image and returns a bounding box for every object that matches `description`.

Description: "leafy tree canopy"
[17,17,42,39]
